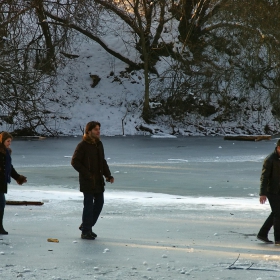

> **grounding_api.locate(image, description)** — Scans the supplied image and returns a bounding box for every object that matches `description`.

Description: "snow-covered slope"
[1,3,279,137]
[53,42,144,136]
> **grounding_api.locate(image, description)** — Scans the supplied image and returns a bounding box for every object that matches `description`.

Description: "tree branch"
[203,22,280,45]
[152,1,166,46]
[43,10,144,69]
[94,0,142,36]
[0,7,31,28]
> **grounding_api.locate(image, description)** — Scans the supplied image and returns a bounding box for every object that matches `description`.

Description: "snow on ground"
[1,187,279,280]
[39,38,280,137]
[47,39,146,136]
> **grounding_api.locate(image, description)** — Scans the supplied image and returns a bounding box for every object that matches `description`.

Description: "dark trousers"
[0,193,5,211]
[82,192,104,233]
[258,212,273,237]
[261,194,280,241]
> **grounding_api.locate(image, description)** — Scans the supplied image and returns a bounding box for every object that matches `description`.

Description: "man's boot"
[0,210,8,235]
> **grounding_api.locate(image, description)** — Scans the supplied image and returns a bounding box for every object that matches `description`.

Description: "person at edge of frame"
[0,131,27,235]
[257,139,280,245]
[71,121,114,240]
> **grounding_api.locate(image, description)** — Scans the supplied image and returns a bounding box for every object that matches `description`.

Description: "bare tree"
[2,0,280,135]
[0,1,70,135]
[149,0,280,134]
[38,0,176,121]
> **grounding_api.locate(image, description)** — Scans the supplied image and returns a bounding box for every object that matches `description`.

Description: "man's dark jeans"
[82,192,104,233]
[266,194,280,241]
[258,212,273,238]
[0,193,5,211]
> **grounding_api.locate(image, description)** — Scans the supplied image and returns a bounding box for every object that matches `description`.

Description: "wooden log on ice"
[6,200,44,206]
[224,135,271,141]
[15,136,46,140]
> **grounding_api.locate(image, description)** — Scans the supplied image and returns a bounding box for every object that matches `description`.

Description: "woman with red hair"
[0,132,27,234]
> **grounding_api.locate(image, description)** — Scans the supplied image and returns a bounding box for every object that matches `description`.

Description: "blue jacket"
[0,144,20,193]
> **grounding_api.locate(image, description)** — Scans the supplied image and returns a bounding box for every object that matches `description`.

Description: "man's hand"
[106,176,114,183]
[260,195,267,204]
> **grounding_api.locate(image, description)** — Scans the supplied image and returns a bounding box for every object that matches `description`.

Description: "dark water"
[10,135,278,198]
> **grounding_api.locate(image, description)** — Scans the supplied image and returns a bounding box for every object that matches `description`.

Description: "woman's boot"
[0,210,8,234]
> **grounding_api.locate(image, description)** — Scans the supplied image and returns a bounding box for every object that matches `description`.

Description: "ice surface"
[1,136,279,280]
[10,136,276,197]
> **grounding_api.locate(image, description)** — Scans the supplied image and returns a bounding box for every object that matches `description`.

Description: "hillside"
[1,1,280,137]
[40,39,279,137]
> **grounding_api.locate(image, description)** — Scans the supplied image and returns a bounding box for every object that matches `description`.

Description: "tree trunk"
[142,53,150,122]
[133,0,151,121]
[32,0,56,73]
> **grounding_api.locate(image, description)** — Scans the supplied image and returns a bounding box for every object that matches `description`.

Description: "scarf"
[5,149,12,184]
[83,134,100,145]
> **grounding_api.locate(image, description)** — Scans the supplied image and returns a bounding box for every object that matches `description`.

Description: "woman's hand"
[17,175,27,185]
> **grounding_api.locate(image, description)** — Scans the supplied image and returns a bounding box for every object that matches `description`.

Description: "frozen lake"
[2,136,279,280]
[9,135,279,198]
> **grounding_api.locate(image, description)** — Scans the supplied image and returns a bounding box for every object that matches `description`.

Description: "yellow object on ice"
[47,238,59,243]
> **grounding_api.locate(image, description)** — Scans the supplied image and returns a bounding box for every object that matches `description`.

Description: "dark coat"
[259,148,280,196]
[71,135,112,193]
[0,144,20,193]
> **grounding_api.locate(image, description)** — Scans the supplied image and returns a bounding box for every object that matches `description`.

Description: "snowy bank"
[7,188,270,212]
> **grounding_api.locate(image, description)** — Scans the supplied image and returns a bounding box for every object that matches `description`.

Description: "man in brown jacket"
[71,121,114,240]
